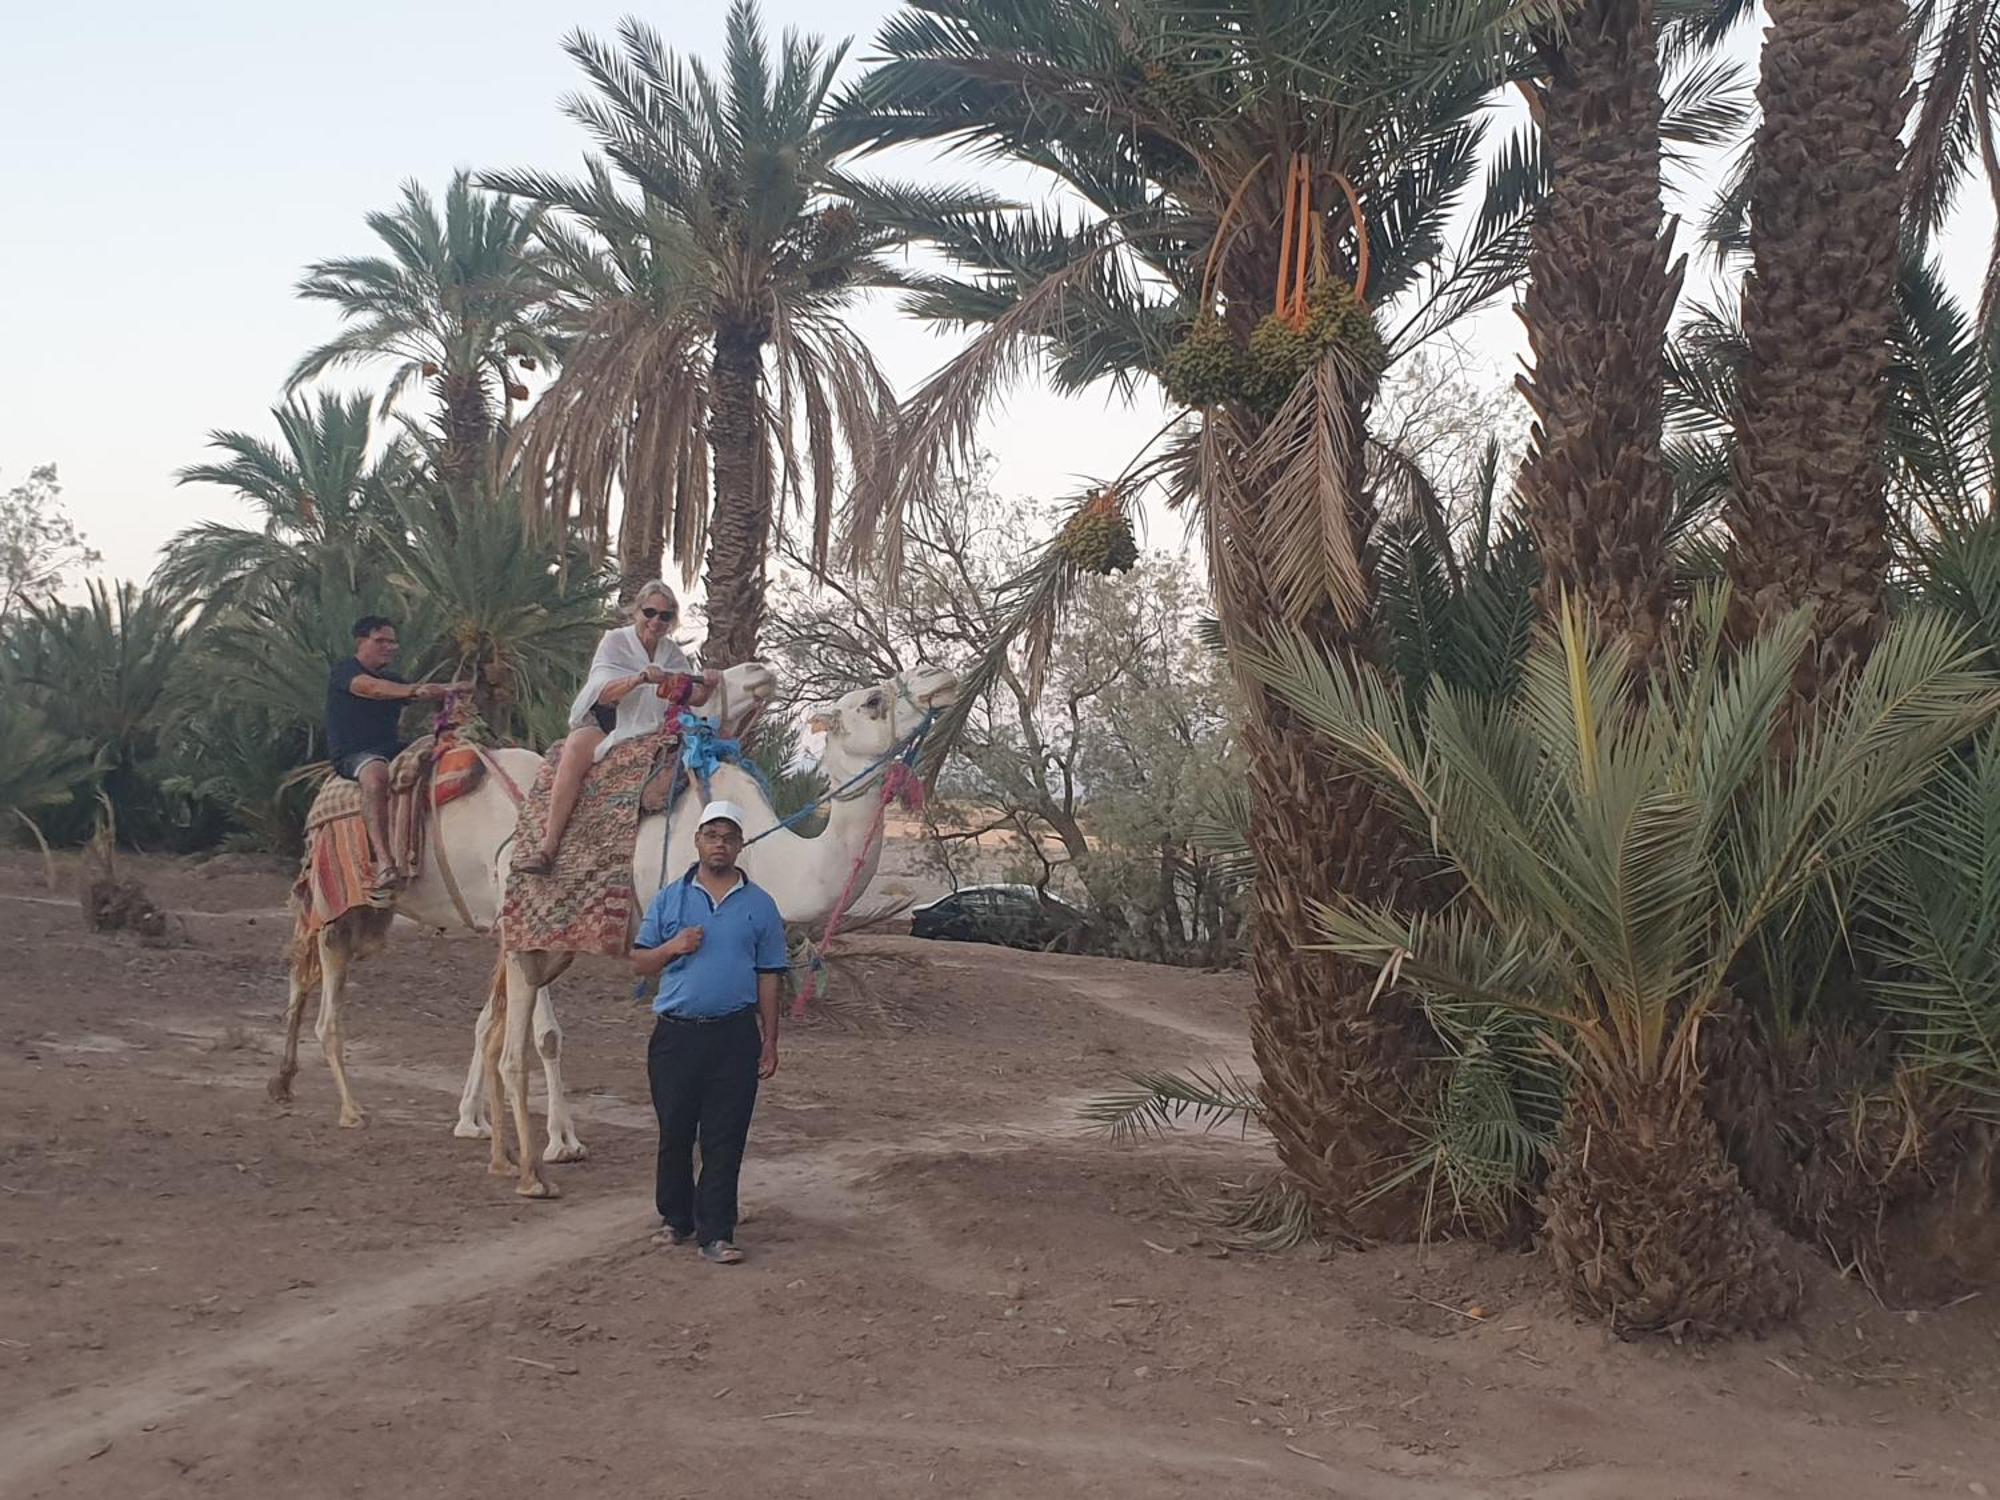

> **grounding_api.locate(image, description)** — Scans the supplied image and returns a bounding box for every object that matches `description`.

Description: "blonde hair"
[631,580,678,613]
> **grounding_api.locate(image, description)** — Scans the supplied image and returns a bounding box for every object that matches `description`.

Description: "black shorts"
[592,703,616,735]
[333,748,398,781]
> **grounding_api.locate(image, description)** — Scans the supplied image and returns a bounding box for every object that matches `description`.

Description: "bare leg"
[389,775,414,878]
[526,725,605,869]
[501,954,558,1198]
[454,991,497,1139]
[314,931,365,1128]
[357,760,396,897]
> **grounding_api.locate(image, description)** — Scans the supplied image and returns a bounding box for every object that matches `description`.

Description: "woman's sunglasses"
[639,605,677,621]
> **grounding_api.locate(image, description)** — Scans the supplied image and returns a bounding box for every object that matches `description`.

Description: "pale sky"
[1,2,1987,593]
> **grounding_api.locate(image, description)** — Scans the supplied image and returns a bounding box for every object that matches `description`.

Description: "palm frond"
[1081,1061,1265,1141]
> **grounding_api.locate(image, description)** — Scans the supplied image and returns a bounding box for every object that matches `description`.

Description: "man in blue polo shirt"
[632,799,788,1264]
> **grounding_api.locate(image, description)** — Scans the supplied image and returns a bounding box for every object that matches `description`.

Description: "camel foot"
[488,1157,516,1177]
[543,1138,588,1164]
[338,1109,366,1129]
[453,1119,493,1140]
[516,1179,561,1200]
[267,1077,293,1104]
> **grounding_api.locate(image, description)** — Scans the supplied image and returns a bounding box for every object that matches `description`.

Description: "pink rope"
[791,764,924,1018]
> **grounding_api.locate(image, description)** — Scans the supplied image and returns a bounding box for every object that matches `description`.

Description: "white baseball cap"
[698,799,750,832]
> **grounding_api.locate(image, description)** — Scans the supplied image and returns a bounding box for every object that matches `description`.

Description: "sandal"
[699,1240,745,1265]
[516,849,555,876]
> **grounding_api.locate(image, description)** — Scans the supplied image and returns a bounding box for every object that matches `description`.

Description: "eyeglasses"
[639,605,677,621]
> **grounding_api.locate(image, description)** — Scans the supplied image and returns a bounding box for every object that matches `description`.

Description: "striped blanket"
[499,729,677,956]
[292,732,489,938]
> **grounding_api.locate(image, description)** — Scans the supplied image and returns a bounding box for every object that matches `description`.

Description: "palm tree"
[1253,593,1997,1334]
[486,2,940,654]
[1723,0,1914,688]
[387,487,614,743]
[1514,0,1687,663]
[3,582,193,844]
[832,0,1563,1236]
[156,391,409,621]
[1908,0,2000,342]
[0,699,97,833]
[289,173,550,511]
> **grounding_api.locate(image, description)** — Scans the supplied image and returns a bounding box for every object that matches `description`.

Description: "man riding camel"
[325,615,465,903]
[517,580,721,876]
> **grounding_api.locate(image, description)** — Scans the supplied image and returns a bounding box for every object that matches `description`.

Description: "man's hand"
[413,682,451,702]
[665,926,704,959]
[758,1038,779,1079]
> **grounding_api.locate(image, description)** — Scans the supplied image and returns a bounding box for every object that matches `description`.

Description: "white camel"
[478,662,960,1198]
[268,662,780,1148]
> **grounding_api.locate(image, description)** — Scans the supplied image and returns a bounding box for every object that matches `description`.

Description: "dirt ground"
[1,851,1996,1499]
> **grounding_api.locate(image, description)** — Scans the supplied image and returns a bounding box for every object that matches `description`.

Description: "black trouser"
[647,1008,761,1243]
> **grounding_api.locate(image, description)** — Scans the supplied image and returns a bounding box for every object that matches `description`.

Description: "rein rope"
[427,691,523,933]
[790,709,933,1019]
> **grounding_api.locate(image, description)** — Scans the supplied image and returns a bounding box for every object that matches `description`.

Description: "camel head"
[696,660,779,737]
[810,663,960,781]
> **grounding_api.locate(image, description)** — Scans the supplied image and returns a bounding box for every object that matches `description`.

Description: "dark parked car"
[909,885,1089,953]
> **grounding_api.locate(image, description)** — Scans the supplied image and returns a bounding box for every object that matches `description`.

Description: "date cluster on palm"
[1162,280,1384,417]
[1056,493,1140,575]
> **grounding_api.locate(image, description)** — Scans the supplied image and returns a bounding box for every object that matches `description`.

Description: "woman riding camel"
[518,581,720,875]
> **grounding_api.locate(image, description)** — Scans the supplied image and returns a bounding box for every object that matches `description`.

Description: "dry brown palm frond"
[508,296,710,574]
[764,310,899,575]
[843,241,1115,586]
[1240,347,1376,629]
[1170,1171,1321,1252]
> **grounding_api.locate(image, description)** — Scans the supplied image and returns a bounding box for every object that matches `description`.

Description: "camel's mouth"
[909,667,962,710]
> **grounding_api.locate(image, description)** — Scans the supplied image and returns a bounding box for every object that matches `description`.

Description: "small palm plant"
[1251,591,1999,1336]
[388,488,614,744]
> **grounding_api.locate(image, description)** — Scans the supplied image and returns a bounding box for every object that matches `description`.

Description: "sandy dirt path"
[1,852,1995,1499]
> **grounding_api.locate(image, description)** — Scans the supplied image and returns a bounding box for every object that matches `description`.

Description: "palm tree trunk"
[1236,691,1436,1241]
[701,332,771,666]
[1217,366,1438,1243]
[1541,1065,1800,1338]
[1515,0,1682,662]
[437,370,494,515]
[1725,0,1912,686]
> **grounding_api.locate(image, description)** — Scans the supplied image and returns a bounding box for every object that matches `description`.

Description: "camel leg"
[268,946,314,1104]
[481,981,514,1177]
[314,930,365,1129]
[500,954,558,1198]
[535,985,587,1163]
[453,992,497,1140]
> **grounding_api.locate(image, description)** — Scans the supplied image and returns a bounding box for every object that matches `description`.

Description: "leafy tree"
[0,465,99,618]
[768,468,1240,964]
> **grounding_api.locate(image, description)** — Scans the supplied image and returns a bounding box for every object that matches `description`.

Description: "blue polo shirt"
[636,865,789,1018]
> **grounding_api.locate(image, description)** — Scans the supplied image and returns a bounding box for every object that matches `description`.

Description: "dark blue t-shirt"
[326,657,406,762]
